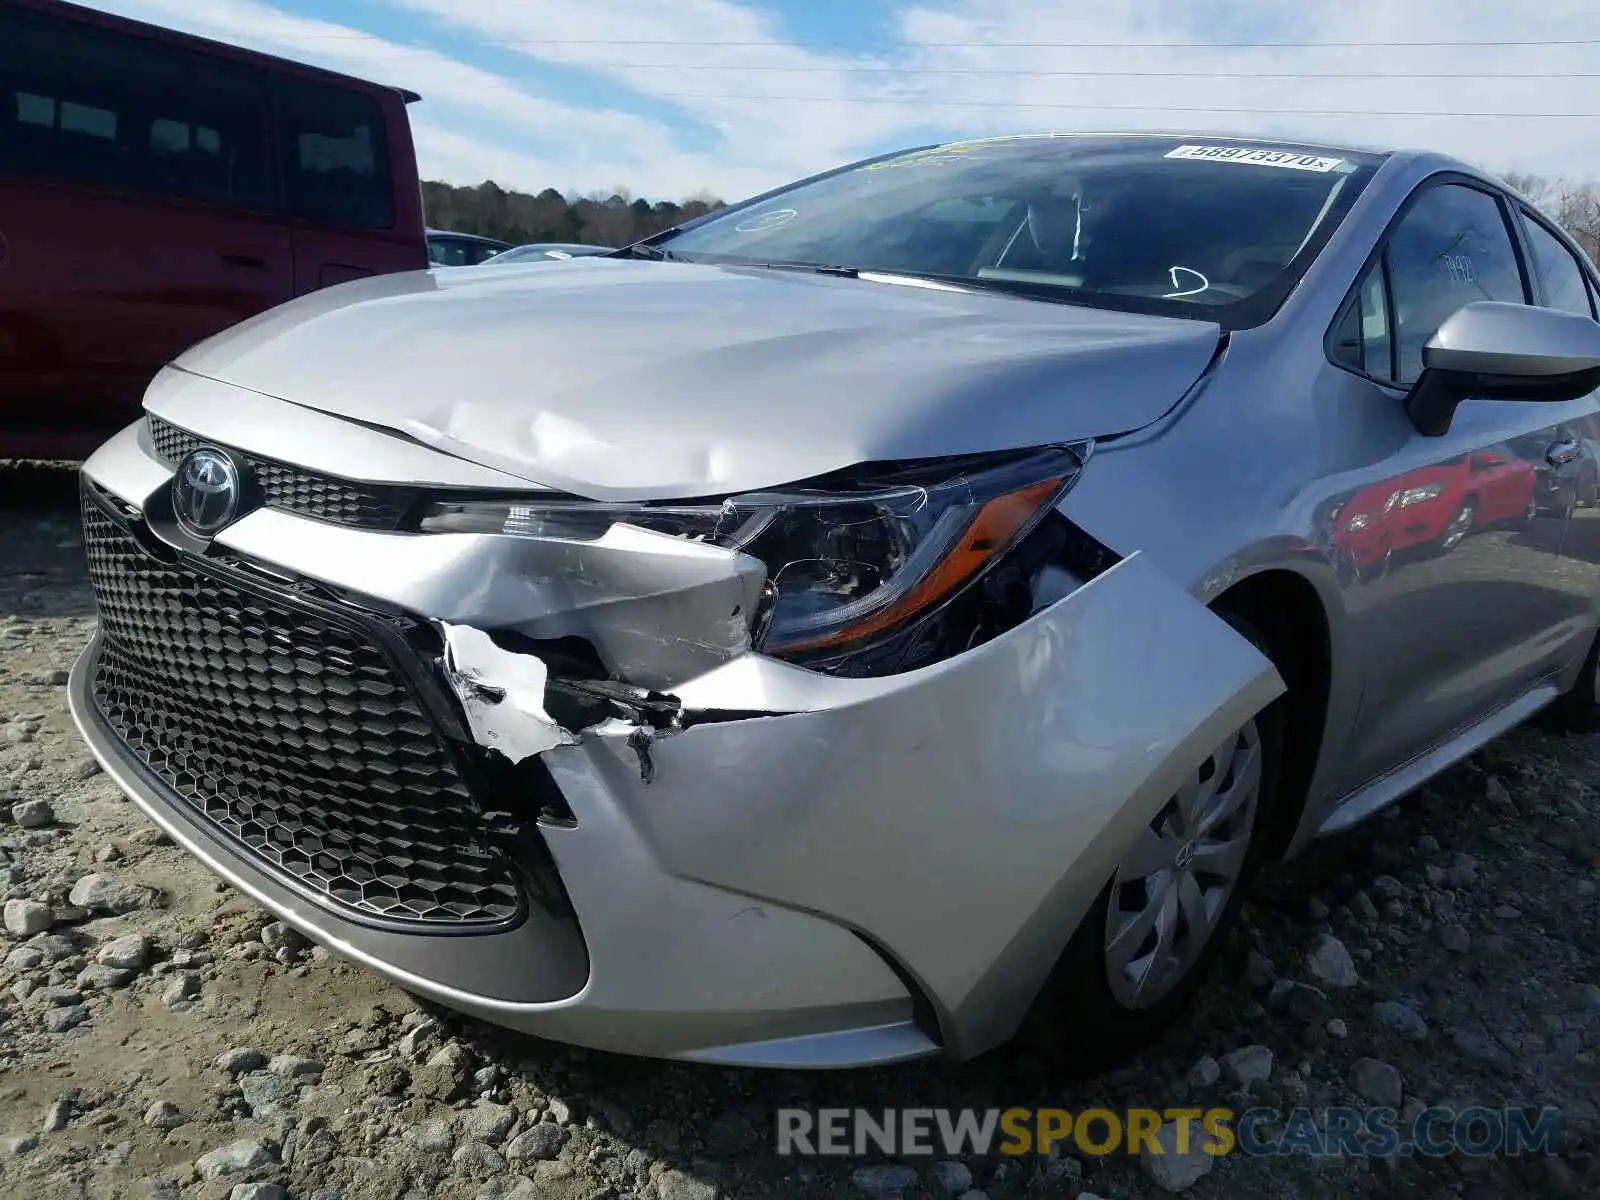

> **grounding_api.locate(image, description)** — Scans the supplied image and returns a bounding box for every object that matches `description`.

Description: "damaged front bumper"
[69,416,1282,1066]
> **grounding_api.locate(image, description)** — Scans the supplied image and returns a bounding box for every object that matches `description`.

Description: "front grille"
[148,416,414,531]
[81,490,524,929]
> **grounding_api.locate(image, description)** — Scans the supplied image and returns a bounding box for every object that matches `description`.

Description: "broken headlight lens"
[417,444,1088,660]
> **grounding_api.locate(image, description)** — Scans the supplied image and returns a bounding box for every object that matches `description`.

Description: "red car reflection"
[1333,447,1535,578]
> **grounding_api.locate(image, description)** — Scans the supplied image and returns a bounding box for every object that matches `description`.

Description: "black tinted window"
[1385,184,1526,385]
[278,80,393,229]
[1522,213,1596,318]
[660,137,1381,327]
[0,6,271,207]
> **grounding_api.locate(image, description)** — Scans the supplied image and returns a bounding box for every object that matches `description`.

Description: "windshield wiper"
[613,242,682,261]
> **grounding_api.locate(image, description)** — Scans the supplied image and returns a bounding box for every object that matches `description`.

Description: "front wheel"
[1017,616,1284,1072]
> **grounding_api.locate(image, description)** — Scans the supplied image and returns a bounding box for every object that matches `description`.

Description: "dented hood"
[172,258,1223,500]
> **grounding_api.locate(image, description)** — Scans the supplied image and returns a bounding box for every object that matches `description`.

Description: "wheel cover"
[1103,720,1262,1009]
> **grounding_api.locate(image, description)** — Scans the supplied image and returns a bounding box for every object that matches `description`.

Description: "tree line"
[1499,173,1600,264]
[420,180,726,248]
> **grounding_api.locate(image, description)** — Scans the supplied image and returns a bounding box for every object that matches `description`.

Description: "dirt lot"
[1,460,1598,1200]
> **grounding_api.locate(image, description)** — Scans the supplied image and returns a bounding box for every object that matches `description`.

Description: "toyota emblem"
[172,448,244,538]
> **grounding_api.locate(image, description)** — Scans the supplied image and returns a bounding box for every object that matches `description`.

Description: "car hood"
[172,258,1223,501]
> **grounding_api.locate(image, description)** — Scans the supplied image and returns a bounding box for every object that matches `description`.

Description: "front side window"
[658,137,1383,328]
[1385,184,1526,385]
[1521,212,1596,319]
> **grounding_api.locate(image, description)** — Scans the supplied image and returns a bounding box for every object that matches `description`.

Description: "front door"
[1324,179,1581,797]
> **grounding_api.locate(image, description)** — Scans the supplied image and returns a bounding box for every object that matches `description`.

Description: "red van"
[0,0,429,460]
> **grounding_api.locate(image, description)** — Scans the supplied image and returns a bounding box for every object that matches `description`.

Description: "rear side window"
[0,5,272,208]
[277,80,394,230]
[1521,212,1597,318]
[1384,184,1526,385]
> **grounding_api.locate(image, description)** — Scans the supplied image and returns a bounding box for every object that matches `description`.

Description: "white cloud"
[79,0,1600,200]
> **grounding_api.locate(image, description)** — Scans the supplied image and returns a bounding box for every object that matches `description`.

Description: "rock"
[217,1048,267,1075]
[75,963,134,990]
[1139,1116,1215,1192]
[1349,1058,1404,1107]
[1,1134,39,1157]
[1416,834,1440,854]
[461,1103,517,1145]
[930,1160,973,1197]
[40,1096,72,1133]
[546,1096,572,1126]
[67,873,149,915]
[1188,1055,1221,1089]
[1449,854,1479,888]
[195,1139,274,1180]
[1268,979,1329,1021]
[1306,933,1359,988]
[96,933,151,971]
[42,1005,88,1033]
[658,1169,720,1200]
[505,1122,568,1162]
[1494,904,1522,920]
[161,972,200,1006]
[1220,1044,1274,1087]
[238,1072,295,1118]
[268,1054,322,1079]
[3,899,53,936]
[1308,897,1330,921]
[852,1164,919,1197]
[397,1017,439,1059]
[449,1141,505,1176]
[1438,924,1471,954]
[414,1043,474,1101]
[1374,1000,1430,1040]
[10,800,53,829]
[230,1186,287,1200]
[1485,777,1513,808]
[1327,1018,1349,1039]
[1245,950,1277,987]
[144,1100,186,1130]
[260,922,308,960]
[1581,984,1600,1013]
[292,1119,337,1168]
[1373,875,1405,901]
[412,1117,455,1154]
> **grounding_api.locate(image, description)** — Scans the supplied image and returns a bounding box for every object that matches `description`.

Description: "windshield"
[661,136,1383,326]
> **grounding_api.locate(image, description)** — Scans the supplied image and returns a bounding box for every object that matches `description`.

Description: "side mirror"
[1404,301,1600,436]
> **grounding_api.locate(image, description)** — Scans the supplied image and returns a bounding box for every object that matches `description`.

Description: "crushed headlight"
[419,444,1088,661]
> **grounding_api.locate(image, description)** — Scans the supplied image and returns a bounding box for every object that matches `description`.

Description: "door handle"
[1547,438,1581,466]
[221,253,266,269]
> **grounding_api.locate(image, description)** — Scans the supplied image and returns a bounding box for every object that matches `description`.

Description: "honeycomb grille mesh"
[147,416,414,530]
[81,492,523,928]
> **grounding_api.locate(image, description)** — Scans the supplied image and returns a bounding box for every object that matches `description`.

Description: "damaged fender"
[538,550,1285,1059]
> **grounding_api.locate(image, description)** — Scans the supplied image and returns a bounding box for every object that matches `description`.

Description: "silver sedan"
[70,133,1600,1071]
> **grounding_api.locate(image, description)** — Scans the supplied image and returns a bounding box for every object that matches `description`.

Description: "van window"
[0,5,273,209]
[277,80,395,230]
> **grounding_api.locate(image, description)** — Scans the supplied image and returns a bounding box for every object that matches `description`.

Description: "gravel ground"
[2,460,1599,1200]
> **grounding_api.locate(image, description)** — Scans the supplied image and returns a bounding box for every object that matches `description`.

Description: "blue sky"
[86,0,1600,203]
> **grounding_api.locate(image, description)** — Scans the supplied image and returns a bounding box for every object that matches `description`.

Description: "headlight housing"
[419,444,1089,664]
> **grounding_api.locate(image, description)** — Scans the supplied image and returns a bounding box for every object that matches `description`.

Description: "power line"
[629,92,1600,118]
[522,63,1600,80]
[288,33,1600,50]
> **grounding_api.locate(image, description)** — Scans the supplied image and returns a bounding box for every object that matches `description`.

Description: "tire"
[1015,613,1286,1074]
[1538,626,1600,735]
